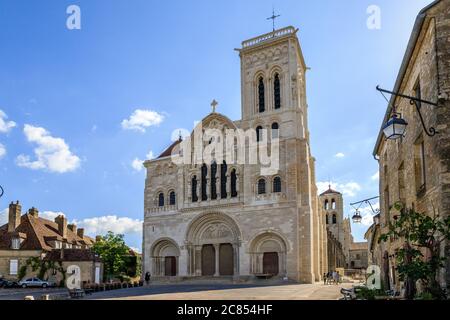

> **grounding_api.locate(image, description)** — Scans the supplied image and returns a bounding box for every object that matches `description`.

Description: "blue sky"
[0,0,434,250]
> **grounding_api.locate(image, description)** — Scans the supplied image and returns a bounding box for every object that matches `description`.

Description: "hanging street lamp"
[350,196,380,224]
[382,113,408,140]
[376,85,439,140]
[351,210,362,224]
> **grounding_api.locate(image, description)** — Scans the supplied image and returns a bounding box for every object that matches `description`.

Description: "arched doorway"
[263,252,279,275]
[249,231,288,277]
[219,244,234,275]
[185,212,241,277]
[151,238,180,277]
[165,256,177,276]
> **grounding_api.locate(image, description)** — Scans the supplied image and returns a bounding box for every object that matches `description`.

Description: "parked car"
[18,277,55,288]
[0,278,18,288]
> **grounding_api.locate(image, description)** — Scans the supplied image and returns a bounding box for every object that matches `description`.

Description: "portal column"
[195,245,202,276]
[214,244,220,276]
[233,243,239,275]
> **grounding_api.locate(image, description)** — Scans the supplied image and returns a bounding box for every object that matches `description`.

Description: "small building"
[0,201,103,285]
[349,242,369,270]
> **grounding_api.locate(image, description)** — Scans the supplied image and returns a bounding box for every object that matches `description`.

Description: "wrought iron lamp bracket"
[376,85,439,137]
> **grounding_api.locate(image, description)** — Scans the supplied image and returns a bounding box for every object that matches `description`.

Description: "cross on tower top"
[267,8,281,32]
[211,99,218,113]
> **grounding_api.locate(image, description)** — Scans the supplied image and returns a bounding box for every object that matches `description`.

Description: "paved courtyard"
[85,283,345,300]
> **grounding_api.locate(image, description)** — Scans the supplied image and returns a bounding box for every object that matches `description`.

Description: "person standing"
[144,271,151,285]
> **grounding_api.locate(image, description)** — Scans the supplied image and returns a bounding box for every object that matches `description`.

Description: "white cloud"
[0,143,6,159]
[131,158,144,172]
[40,211,65,221]
[131,150,154,172]
[359,202,380,226]
[334,152,345,158]
[121,109,164,132]
[73,215,143,236]
[371,172,379,181]
[0,110,16,133]
[16,124,80,173]
[317,181,362,197]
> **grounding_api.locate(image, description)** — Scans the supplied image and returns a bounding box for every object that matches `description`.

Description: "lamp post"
[376,85,439,139]
[350,196,380,224]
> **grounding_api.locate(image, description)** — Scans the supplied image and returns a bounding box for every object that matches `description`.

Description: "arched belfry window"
[221,161,227,199]
[331,199,336,210]
[191,176,198,202]
[324,199,329,210]
[158,193,164,207]
[201,164,208,201]
[257,179,266,195]
[211,162,217,200]
[169,191,176,205]
[273,176,281,193]
[271,122,279,139]
[274,73,281,109]
[231,169,237,197]
[325,214,329,225]
[332,214,337,224]
[258,77,265,113]
[256,126,263,142]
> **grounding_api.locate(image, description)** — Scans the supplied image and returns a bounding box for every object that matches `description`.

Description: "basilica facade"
[142,26,327,283]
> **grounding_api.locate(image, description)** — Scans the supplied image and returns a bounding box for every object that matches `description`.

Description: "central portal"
[186,212,241,277]
[201,243,234,276]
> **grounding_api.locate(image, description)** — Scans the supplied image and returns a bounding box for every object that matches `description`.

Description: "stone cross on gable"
[211,99,218,113]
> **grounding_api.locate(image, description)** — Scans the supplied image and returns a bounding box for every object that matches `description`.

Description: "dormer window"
[11,238,21,250]
[55,241,62,249]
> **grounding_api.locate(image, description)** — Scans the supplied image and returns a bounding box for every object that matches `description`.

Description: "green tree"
[92,231,130,281]
[379,202,450,299]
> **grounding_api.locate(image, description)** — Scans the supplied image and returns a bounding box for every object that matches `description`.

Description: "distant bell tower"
[236,25,308,139]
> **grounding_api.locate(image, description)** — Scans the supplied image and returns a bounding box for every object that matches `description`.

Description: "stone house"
[0,201,103,285]
[372,0,450,291]
[348,242,369,270]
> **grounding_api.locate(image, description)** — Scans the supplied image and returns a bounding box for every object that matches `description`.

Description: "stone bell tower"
[237,26,309,139]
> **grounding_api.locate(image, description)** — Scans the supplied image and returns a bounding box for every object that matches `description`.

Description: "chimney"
[67,223,77,233]
[8,201,22,233]
[28,207,39,218]
[77,228,84,239]
[55,215,67,239]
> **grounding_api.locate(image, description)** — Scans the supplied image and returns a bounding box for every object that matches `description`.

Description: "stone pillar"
[233,243,239,276]
[195,246,202,276]
[214,244,220,276]
[179,247,188,276]
[226,174,231,199]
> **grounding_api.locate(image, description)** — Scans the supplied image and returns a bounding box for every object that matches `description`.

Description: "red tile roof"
[320,186,342,196]
[157,138,182,159]
[0,214,95,251]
